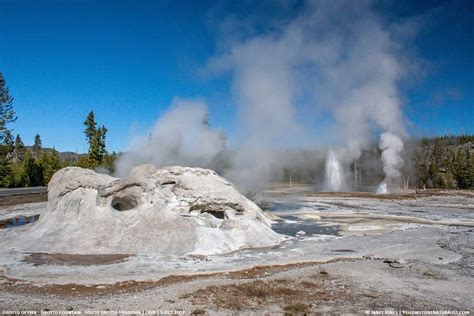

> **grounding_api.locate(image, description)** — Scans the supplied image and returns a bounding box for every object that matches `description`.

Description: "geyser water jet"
[324,150,344,191]
[376,182,388,194]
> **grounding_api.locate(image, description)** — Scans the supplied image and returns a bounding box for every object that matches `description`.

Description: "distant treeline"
[275,135,474,190]
[0,72,116,188]
[420,134,474,146]
[414,135,473,189]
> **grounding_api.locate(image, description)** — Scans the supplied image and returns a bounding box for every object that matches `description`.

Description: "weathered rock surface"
[21,165,287,255]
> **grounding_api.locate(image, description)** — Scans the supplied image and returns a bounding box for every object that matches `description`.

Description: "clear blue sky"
[0,0,472,152]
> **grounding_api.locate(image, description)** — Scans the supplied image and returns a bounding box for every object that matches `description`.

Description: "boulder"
[25,165,287,255]
[384,257,407,268]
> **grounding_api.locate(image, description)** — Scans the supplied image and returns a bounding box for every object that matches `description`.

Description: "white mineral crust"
[23,165,287,255]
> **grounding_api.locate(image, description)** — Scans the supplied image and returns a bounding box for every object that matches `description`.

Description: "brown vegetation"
[185,273,342,312]
[0,257,359,298]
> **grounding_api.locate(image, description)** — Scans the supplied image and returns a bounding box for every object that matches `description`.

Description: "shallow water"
[273,218,341,236]
[270,201,304,211]
[268,202,340,237]
[270,201,329,212]
[0,214,40,229]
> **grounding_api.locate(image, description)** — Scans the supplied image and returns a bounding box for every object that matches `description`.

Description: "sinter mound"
[11,165,287,255]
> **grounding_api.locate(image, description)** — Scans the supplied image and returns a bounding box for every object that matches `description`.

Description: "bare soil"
[22,253,131,266]
[0,192,47,207]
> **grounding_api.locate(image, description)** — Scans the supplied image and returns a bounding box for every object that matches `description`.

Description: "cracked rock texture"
[13,165,287,255]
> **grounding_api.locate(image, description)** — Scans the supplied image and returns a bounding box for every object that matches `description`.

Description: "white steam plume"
[378,132,404,192]
[209,0,411,191]
[116,1,415,193]
[208,28,303,193]
[115,99,225,177]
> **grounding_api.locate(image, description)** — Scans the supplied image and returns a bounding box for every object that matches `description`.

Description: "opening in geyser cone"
[111,195,139,211]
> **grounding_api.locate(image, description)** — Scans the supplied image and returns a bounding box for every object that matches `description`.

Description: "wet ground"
[0,214,40,229]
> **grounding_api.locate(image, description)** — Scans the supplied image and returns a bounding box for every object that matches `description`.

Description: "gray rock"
[385,257,407,268]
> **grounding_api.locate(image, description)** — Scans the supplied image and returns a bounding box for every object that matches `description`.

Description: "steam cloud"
[115,99,225,177]
[116,0,415,193]
[379,132,404,188]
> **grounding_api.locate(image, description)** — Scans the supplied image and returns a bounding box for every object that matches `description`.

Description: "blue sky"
[0,0,472,152]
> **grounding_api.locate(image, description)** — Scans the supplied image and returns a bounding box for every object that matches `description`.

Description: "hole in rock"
[111,195,139,211]
[201,210,226,219]
[162,181,176,185]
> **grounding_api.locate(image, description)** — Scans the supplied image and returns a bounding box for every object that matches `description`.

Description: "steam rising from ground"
[115,99,225,177]
[378,132,405,192]
[116,1,415,193]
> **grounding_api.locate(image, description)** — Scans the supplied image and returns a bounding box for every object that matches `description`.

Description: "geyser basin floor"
[0,189,472,312]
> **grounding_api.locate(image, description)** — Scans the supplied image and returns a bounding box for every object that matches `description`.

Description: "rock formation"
[26,165,287,255]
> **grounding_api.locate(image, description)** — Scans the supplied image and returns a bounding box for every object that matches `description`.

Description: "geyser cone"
[16,165,288,255]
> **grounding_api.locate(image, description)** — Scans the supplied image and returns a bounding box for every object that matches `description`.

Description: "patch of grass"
[364,293,379,299]
[300,281,317,288]
[283,302,313,315]
[185,273,353,312]
[188,280,305,311]
[237,280,304,298]
[239,281,269,298]
[422,270,445,279]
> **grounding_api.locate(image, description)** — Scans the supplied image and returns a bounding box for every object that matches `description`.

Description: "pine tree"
[0,73,17,145]
[465,152,474,189]
[83,111,107,167]
[0,157,13,187]
[13,134,25,160]
[432,138,444,165]
[0,129,14,158]
[18,151,44,187]
[469,153,474,189]
[456,148,473,189]
[32,133,42,157]
[84,111,97,145]
[88,134,101,167]
[97,125,107,161]
[428,159,444,188]
[453,149,466,188]
[38,149,62,185]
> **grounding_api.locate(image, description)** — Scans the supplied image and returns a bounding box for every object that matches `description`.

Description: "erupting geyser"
[376,182,388,194]
[324,150,344,191]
